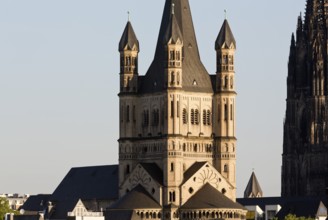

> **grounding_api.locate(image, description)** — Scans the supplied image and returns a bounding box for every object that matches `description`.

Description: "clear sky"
[0,0,305,197]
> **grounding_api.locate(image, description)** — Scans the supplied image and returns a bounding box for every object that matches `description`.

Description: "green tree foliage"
[283,214,314,220]
[0,197,18,220]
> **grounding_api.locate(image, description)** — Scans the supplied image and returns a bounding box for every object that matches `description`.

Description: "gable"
[181,162,235,205]
[120,163,163,205]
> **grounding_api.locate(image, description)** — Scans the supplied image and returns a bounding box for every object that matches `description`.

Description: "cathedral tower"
[282,0,328,197]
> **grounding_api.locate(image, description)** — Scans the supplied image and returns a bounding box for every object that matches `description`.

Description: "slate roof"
[244,172,263,198]
[181,184,246,210]
[140,163,163,185]
[48,198,79,220]
[215,19,236,49]
[183,162,207,184]
[140,0,213,93]
[109,185,161,210]
[51,165,119,201]
[119,21,139,51]
[163,13,183,44]
[20,194,51,212]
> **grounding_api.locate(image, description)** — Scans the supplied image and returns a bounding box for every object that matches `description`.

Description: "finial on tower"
[171,3,175,15]
[224,9,227,20]
[127,11,130,22]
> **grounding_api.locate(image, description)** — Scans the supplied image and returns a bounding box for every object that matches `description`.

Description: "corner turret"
[215,19,236,92]
[163,4,183,89]
[119,21,139,93]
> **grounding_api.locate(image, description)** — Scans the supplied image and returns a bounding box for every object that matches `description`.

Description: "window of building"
[224,104,228,121]
[169,50,175,60]
[207,110,211,125]
[171,101,174,118]
[126,105,130,122]
[203,110,207,125]
[152,109,159,126]
[133,105,136,123]
[194,109,199,125]
[170,162,174,172]
[143,110,149,127]
[230,104,233,120]
[191,109,195,124]
[182,108,188,124]
[224,164,228,172]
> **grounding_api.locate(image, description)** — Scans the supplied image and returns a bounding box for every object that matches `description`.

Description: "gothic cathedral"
[282,0,328,197]
[108,0,247,219]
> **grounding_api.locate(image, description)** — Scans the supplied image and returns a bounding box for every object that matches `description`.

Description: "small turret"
[244,172,263,198]
[163,3,183,89]
[119,21,139,93]
[215,19,236,92]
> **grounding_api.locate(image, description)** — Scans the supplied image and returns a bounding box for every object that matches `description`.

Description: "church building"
[282,0,328,197]
[107,0,247,219]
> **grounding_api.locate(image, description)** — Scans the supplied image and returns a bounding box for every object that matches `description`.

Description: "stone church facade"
[107,0,247,219]
[282,0,328,197]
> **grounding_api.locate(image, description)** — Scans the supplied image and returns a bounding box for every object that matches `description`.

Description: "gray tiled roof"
[119,21,139,51]
[244,172,263,198]
[183,162,207,184]
[140,163,163,185]
[181,184,245,210]
[139,0,213,93]
[20,194,51,212]
[163,13,183,44]
[215,19,236,49]
[109,185,161,210]
[51,165,119,201]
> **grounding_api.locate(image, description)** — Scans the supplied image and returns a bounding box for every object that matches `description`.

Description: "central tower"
[113,0,245,219]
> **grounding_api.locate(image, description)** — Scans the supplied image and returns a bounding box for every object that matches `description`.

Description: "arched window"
[194,109,199,125]
[207,110,211,125]
[143,110,149,127]
[183,108,188,124]
[203,110,207,125]
[152,109,159,126]
[224,164,228,172]
[191,109,195,124]
[169,50,175,60]
[224,104,228,121]
[171,71,175,84]
[170,163,174,172]
[230,104,233,120]
[225,76,229,89]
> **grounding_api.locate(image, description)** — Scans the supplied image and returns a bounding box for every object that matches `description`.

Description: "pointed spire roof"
[215,19,236,49]
[163,13,183,44]
[244,172,263,198]
[140,0,213,93]
[119,21,139,52]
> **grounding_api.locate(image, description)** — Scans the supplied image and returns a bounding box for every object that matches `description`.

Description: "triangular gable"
[70,199,87,216]
[120,163,163,205]
[181,162,235,205]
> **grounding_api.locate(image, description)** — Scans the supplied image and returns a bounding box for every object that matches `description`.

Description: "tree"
[0,197,18,220]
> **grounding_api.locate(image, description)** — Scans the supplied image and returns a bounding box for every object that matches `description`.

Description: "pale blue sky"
[0,0,305,197]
